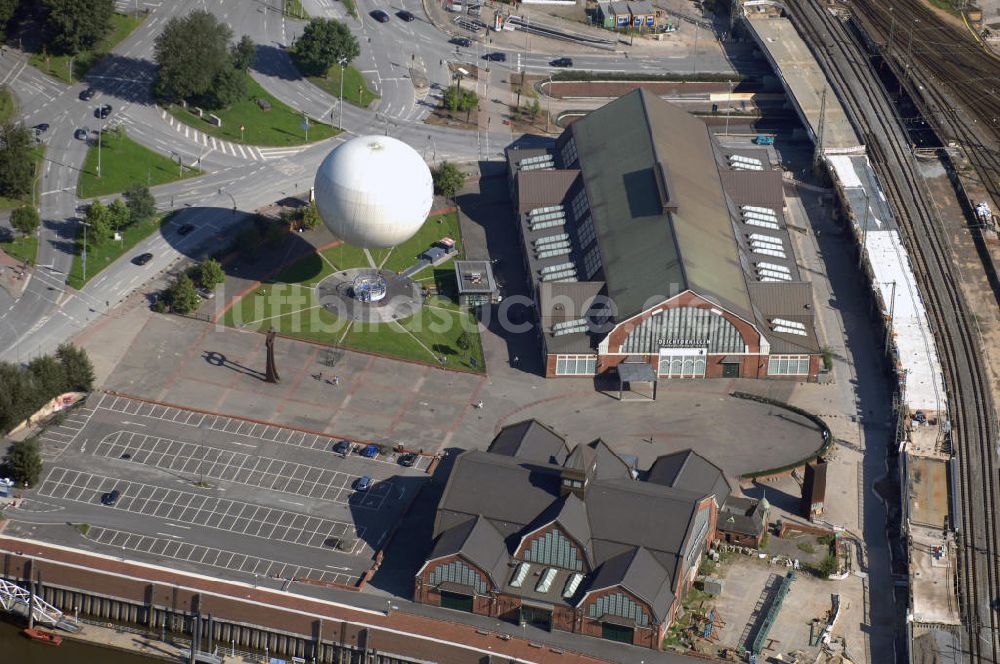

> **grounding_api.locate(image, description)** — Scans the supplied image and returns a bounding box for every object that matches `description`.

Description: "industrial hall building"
[505,88,821,380]
[414,420,768,649]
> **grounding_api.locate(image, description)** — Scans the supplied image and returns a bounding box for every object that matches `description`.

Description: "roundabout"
[315,267,423,324]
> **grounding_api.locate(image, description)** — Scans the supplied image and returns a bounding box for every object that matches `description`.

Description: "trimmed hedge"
[731,391,833,479]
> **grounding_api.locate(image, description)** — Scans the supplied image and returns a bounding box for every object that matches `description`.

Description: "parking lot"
[15,392,431,588]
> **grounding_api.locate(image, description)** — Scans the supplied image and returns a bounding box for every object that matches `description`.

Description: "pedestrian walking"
[512,355,519,366]
[334,376,340,386]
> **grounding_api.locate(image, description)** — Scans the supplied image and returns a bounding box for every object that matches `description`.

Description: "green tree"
[456,331,471,351]
[0,123,36,199]
[84,200,111,246]
[56,343,94,392]
[290,18,360,77]
[432,162,464,199]
[154,10,234,101]
[206,64,247,109]
[195,258,224,290]
[124,183,156,223]
[168,274,200,314]
[301,202,321,230]
[0,0,20,34]
[10,206,40,235]
[527,98,541,120]
[2,438,42,488]
[27,355,66,400]
[41,0,114,55]
[232,35,256,72]
[107,198,129,230]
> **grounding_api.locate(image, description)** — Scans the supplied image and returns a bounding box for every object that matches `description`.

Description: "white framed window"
[555,354,597,376]
[570,189,589,222]
[657,348,706,378]
[767,355,811,376]
[583,247,602,278]
[575,214,596,249]
[561,137,579,168]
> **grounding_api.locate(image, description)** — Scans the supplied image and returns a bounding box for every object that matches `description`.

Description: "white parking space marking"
[96,394,432,470]
[37,405,98,461]
[37,468,366,553]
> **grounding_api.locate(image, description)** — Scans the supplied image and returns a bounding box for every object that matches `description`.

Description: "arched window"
[588,591,650,627]
[522,527,585,571]
[428,559,487,594]
[620,306,745,354]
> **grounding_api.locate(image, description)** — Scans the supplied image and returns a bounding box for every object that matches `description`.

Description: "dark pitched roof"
[586,478,704,556]
[522,492,594,566]
[587,547,674,622]
[646,449,731,507]
[591,439,634,480]
[563,443,594,472]
[488,420,569,465]
[570,88,752,321]
[718,496,767,536]
[427,516,511,587]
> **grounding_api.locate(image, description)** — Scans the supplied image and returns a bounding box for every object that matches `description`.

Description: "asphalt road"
[0,0,767,361]
[6,391,430,586]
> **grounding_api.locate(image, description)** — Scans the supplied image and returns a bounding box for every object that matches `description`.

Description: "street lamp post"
[80,220,90,283]
[96,112,103,178]
[724,79,732,137]
[339,57,348,130]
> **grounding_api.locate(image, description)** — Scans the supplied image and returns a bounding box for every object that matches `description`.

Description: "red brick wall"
[578,586,664,649]
[414,554,493,616]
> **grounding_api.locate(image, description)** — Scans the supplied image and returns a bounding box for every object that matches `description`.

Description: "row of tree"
[153,11,256,109]
[155,258,225,315]
[0,122,37,203]
[0,344,94,436]
[0,0,115,56]
[80,183,156,247]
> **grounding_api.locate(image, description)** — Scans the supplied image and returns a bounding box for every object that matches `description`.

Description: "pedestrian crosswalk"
[159,109,310,162]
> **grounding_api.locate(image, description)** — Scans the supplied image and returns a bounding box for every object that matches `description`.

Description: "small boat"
[23,627,63,645]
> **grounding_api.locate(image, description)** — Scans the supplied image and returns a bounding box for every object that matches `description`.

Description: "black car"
[333,440,352,455]
[33,123,50,133]
[398,453,417,467]
[74,128,89,140]
[100,489,121,506]
[79,87,96,101]
[450,37,472,47]
[370,9,390,22]
[95,104,112,119]
[132,252,154,266]
[177,223,195,236]
[483,52,506,62]
[397,9,415,21]
[550,57,573,67]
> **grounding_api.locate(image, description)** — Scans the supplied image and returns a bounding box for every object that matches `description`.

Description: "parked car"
[398,453,417,467]
[483,52,506,62]
[370,9,390,22]
[550,57,573,67]
[74,128,89,140]
[100,489,121,506]
[450,36,472,47]
[333,440,352,455]
[79,87,96,101]
[33,123,50,133]
[132,252,154,266]
[355,475,373,491]
[177,223,195,236]
[397,9,415,21]
[95,104,112,119]
[360,443,379,458]
[198,287,215,300]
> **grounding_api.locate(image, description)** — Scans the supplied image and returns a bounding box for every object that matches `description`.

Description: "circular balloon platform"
[316,268,423,323]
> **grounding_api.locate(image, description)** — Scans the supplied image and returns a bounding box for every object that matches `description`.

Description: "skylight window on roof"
[541,262,575,275]
[534,233,570,247]
[752,247,787,259]
[757,269,791,281]
[541,268,578,282]
[563,573,584,598]
[553,319,589,336]
[742,210,777,222]
[537,247,572,259]
[553,276,578,282]
[731,163,764,172]
[771,318,806,331]
[509,562,531,588]
[520,155,555,172]
[529,205,563,217]
[755,262,790,274]
[744,218,780,230]
[531,218,567,231]
[759,276,783,283]
[536,567,557,593]
[773,325,808,336]
[729,155,762,166]
[529,210,567,224]
[742,205,775,215]
[748,233,782,246]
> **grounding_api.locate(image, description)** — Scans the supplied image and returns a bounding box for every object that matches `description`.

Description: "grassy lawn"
[0,86,15,123]
[223,212,485,371]
[306,65,379,111]
[0,144,45,210]
[29,13,144,84]
[67,212,171,289]
[168,75,338,146]
[284,0,309,18]
[0,234,38,265]
[78,130,201,198]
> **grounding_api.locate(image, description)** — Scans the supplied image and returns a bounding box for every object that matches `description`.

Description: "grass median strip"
[29,13,144,84]
[0,234,37,265]
[77,129,201,198]
[306,64,379,111]
[0,143,44,210]
[168,75,338,146]
[67,212,174,290]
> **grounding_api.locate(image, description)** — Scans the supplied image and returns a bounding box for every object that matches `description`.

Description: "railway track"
[780,2,1000,661]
